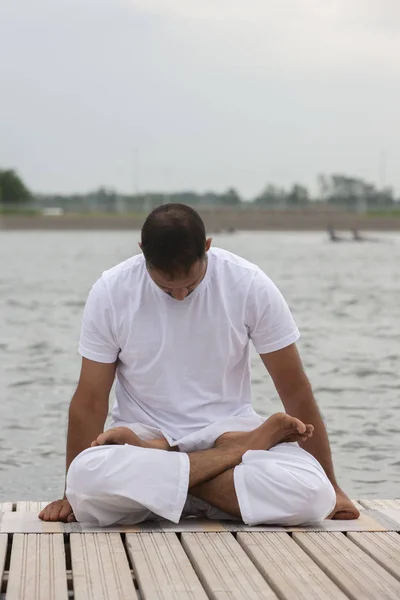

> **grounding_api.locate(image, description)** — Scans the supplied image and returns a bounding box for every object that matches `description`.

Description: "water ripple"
[1,230,400,499]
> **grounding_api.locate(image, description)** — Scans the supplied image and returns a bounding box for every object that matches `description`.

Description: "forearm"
[280,381,338,488]
[66,391,108,474]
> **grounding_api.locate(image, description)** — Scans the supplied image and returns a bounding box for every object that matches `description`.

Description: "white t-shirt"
[79,248,300,440]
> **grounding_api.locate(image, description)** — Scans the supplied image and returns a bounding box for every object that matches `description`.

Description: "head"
[140,203,212,300]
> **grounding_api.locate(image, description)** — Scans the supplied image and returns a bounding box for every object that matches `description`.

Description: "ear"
[138,242,143,250]
[205,237,212,252]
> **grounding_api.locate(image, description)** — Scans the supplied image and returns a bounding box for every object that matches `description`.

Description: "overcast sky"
[1,0,399,198]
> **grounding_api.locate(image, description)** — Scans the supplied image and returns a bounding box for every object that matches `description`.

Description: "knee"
[66,446,127,525]
[274,462,336,525]
[66,446,110,498]
[236,450,337,526]
[264,473,335,526]
[294,476,336,524]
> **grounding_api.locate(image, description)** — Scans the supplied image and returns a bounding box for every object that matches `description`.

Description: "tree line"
[0,169,31,203]
[1,168,399,210]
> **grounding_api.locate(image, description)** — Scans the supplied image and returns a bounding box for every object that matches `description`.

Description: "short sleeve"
[78,277,120,363]
[245,269,300,354]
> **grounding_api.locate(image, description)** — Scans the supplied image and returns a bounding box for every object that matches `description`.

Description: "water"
[1,230,399,501]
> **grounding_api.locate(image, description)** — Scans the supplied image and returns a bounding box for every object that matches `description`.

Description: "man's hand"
[328,488,360,520]
[39,499,76,522]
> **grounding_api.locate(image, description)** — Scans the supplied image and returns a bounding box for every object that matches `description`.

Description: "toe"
[293,417,306,434]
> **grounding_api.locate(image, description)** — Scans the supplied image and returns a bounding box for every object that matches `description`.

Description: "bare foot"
[215,413,314,453]
[91,427,170,451]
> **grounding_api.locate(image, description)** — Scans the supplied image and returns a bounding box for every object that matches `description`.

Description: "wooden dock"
[0,500,399,599]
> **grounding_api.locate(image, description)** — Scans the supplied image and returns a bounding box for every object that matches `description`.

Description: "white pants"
[66,417,336,527]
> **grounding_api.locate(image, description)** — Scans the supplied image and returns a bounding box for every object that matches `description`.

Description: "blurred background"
[0,0,399,500]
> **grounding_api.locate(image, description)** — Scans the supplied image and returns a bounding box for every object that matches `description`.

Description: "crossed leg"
[190,469,239,516]
[66,413,335,526]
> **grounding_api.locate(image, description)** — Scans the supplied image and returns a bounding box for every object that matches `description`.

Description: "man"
[40,204,359,525]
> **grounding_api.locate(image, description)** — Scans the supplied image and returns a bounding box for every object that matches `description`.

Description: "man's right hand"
[39,499,76,522]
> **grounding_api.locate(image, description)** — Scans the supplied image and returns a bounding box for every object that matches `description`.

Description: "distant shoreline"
[1,209,400,231]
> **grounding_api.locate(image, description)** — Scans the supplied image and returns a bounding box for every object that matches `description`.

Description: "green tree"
[221,187,241,205]
[375,187,395,206]
[254,184,287,206]
[0,169,31,203]
[319,174,395,210]
[287,184,309,205]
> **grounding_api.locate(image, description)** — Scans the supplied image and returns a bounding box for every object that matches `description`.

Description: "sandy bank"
[1,209,400,231]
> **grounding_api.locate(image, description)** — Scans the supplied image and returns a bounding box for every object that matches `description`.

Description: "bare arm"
[260,344,338,486]
[40,357,116,521]
[260,344,359,519]
[66,357,116,474]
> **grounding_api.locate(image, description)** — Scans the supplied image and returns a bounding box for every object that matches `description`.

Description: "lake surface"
[1,230,399,501]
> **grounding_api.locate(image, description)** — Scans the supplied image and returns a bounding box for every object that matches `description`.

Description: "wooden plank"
[293,531,400,600]
[0,534,7,582]
[16,501,49,513]
[0,500,12,588]
[181,532,277,599]
[7,500,68,600]
[348,532,400,582]
[7,533,68,600]
[237,531,347,599]
[126,532,207,599]
[350,499,365,512]
[0,536,6,593]
[358,500,400,529]
[360,499,400,510]
[71,533,138,600]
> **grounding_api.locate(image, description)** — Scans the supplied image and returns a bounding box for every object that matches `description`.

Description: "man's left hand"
[328,488,360,520]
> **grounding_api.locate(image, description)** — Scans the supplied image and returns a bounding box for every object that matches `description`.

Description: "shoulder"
[210,247,275,290]
[90,253,145,300]
[210,247,259,276]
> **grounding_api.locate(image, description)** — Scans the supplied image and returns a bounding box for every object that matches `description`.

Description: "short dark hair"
[141,203,206,275]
